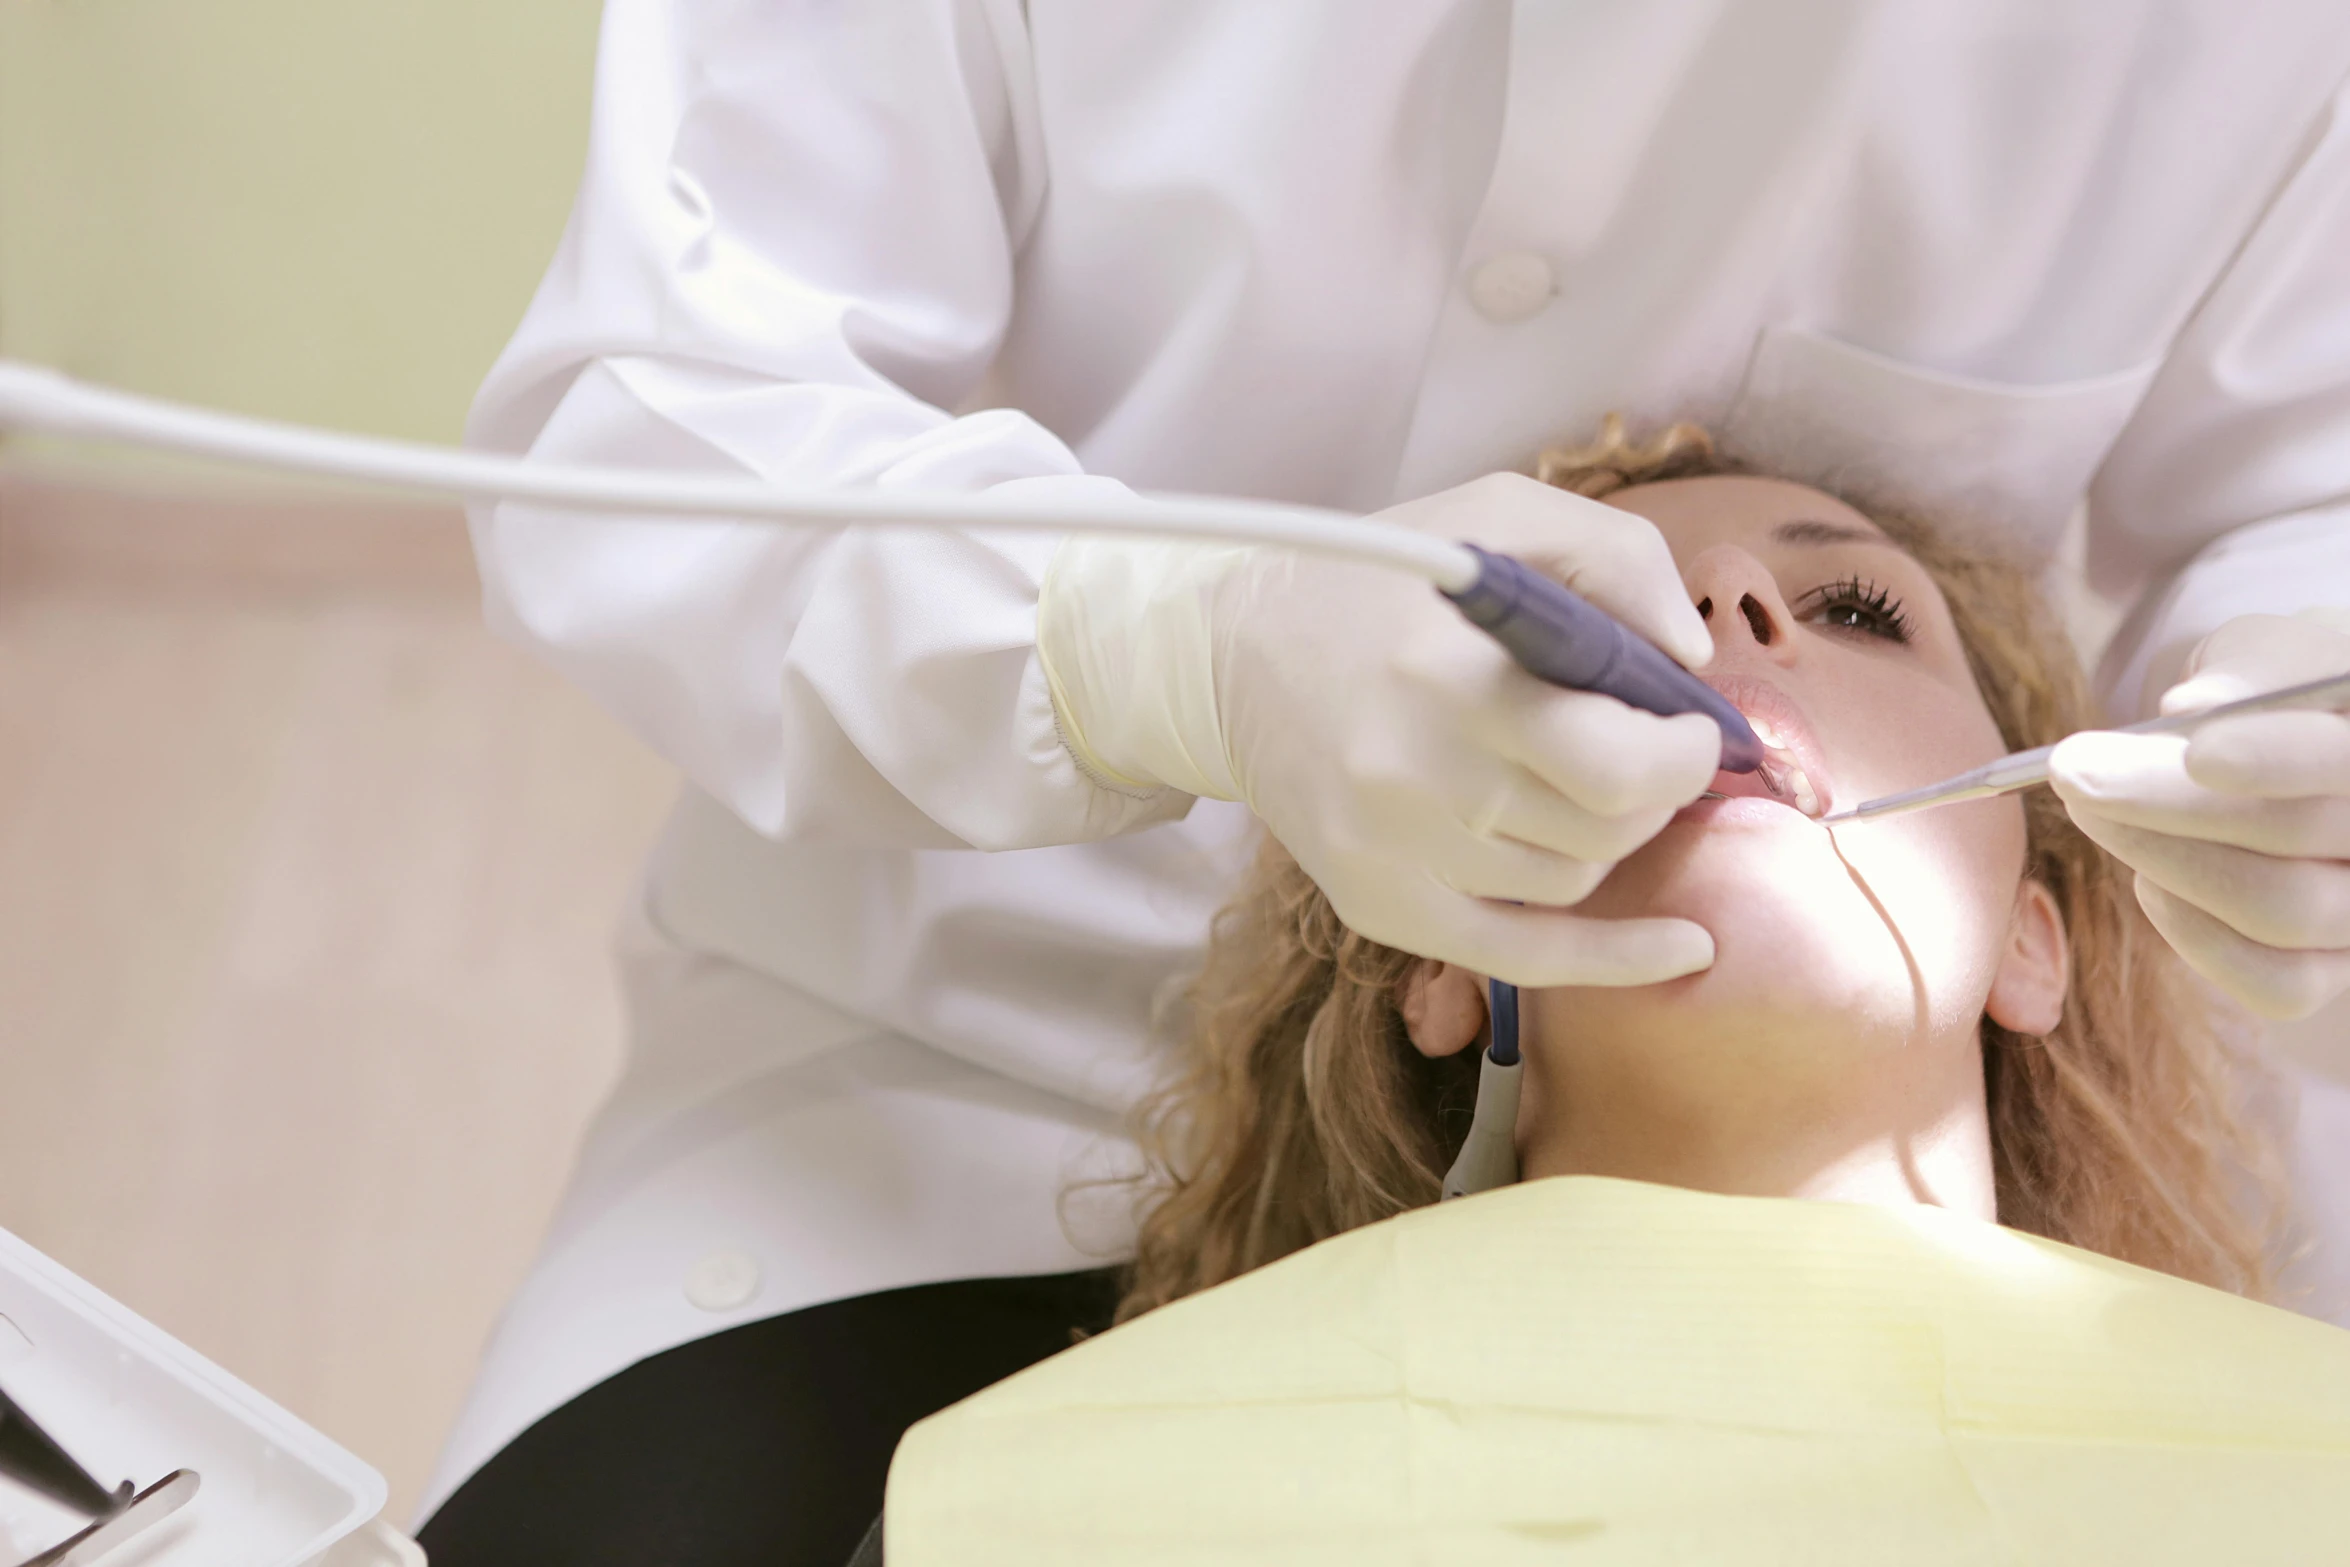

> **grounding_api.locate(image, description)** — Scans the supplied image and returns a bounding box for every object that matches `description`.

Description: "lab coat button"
[1466,251,1556,322]
[684,1250,762,1313]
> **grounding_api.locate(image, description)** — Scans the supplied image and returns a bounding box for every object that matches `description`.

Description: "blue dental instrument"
[1443,545,1763,770]
[0,361,1765,772]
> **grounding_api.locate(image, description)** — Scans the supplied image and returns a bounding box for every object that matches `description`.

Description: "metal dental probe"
[0,361,1763,772]
[0,1384,122,1517]
[1818,670,2350,825]
[19,1471,200,1567]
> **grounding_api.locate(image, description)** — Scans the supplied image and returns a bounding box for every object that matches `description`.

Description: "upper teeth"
[1735,708,1824,816]
[1787,767,1820,816]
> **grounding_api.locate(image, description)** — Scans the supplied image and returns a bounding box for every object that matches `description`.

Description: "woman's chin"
[1572,819,1915,1025]
[1596,805,1856,919]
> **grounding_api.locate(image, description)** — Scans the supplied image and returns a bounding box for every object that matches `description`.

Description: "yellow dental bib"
[886,1177,2350,1564]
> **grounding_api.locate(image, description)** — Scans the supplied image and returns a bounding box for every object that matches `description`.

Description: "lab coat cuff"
[2097,501,2350,719]
[1037,533,1250,804]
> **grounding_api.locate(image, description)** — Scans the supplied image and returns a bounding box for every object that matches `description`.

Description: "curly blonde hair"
[1115,418,2292,1322]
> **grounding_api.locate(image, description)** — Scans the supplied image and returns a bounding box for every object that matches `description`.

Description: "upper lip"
[1703,673,1835,816]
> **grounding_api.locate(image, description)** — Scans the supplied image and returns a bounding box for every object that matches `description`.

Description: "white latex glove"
[2052,608,2350,1020]
[1037,473,1723,987]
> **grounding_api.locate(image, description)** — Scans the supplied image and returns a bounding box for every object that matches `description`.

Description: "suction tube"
[0,361,1762,770]
[1440,980,1523,1201]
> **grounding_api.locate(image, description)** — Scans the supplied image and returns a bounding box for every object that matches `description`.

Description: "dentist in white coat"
[416,6,2350,1564]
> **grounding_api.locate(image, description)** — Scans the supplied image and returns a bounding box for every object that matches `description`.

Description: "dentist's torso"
[425,1,2350,1515]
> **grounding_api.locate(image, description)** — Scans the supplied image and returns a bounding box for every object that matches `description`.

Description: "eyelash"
[1796,576,1913,644]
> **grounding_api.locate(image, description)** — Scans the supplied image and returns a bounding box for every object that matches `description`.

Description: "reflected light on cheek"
[1819,815,2002,1044]
[1825,822,1929,1046]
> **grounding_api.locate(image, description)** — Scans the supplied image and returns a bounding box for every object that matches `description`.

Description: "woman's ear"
[1986,878,2069,1036]
[1400,961,1487,1058]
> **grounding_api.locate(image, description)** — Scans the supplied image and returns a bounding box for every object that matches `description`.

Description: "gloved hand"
[1037,473,1724,987]
[2051,608,2350,1020]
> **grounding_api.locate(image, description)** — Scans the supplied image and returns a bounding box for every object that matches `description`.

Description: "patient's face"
[1520,476,2045,1103]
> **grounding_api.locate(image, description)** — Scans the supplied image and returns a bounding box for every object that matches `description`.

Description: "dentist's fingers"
[1123,471,1743,985]
[2064,609,2350,1019]
[1431,829,1616,909]
[2070,810,2350,953]
[2185,709,2350,800]
[1473,691,1721,821]
[2161,610,2350,715]
[2133,875,2350,1022]
[1453,750,1690,867]
[1423,894,1717,990]
[2053,730,2350,858]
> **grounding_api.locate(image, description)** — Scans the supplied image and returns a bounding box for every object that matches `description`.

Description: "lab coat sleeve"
[465,0,1187,851]
[2089,68,2350,719]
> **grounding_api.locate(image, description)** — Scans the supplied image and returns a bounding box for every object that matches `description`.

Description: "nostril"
[1696,596,1714,620]
[1740,593,1773,646]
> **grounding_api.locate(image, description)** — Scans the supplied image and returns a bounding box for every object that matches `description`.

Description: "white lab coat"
[423,0,2350,1519]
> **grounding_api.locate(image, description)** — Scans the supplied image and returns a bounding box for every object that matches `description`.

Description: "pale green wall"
[0,0,602,447]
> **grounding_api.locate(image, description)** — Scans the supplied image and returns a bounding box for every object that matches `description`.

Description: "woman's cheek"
[1817,679,2025,1022]
[1567,691,2026,1037]
[1565,820,1912,1027]
[1820,669,2008,814]
[1825,793,2028,1036]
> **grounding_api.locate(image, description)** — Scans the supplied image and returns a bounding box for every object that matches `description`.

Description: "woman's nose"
[1684,547,1797,660]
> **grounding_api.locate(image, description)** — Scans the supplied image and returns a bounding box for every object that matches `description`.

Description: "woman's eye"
[1796,577,1913,644]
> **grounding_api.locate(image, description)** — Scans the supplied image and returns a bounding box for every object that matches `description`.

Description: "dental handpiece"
[0,361,1764,771]
[1820,669,2350,824]
[1442,545,1764,770]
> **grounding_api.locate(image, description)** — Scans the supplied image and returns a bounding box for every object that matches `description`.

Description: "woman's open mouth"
[1691,677,1834,820]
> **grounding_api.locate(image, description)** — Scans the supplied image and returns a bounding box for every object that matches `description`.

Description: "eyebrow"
[1773,518,1897,548]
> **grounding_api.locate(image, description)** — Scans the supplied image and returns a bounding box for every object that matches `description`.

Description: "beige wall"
[0,478,674,1522]
[0,0,601,446]
[0,3,660,1522]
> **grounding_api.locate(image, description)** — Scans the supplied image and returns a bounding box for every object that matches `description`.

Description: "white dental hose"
[1440,979,1522,1201]
[0,360,1766,772]
[0,360,1769,1211]
[0,361,1481,594]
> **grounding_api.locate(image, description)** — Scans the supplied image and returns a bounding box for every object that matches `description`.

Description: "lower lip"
[1674,795,1810,828]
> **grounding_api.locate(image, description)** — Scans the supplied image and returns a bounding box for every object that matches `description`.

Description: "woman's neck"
[1513,1031,1998,1219]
